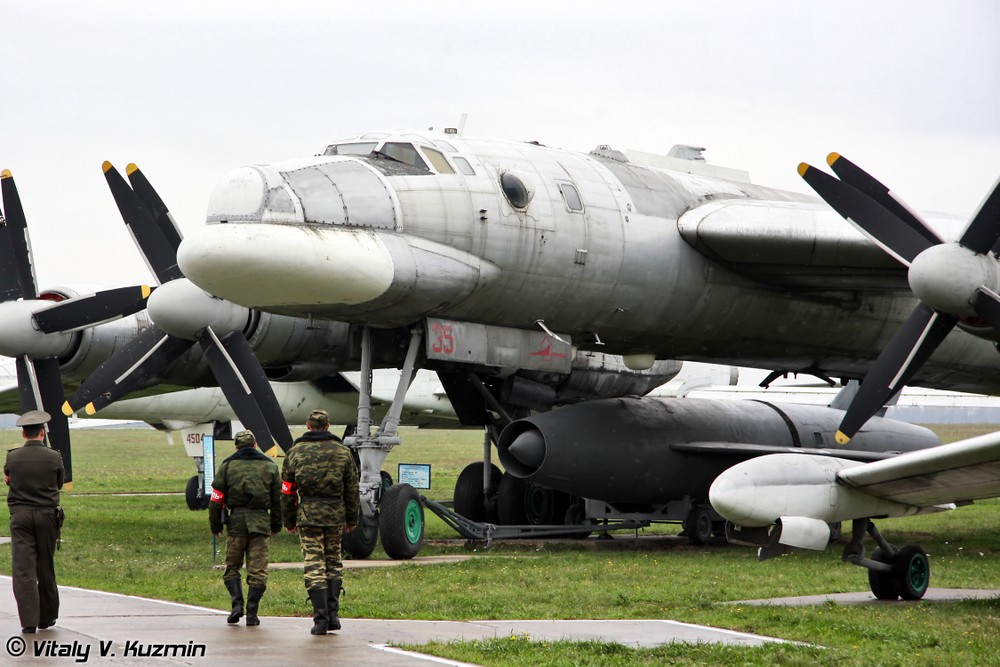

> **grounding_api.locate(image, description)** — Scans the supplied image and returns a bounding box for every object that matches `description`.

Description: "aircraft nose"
[206,165,303,225]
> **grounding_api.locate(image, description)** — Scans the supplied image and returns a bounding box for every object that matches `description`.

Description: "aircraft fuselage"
[177,131,1000,394]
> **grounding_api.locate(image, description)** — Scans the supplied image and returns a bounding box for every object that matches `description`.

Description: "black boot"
[224,578,244,624]
[245,585,266,626]
[326,579,342,631]
[308,587,329,635]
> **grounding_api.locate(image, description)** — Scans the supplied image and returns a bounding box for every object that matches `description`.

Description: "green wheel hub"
[904,552,929,593]
[403,499,423,543]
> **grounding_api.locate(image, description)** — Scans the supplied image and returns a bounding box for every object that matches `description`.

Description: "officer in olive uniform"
[281,410,360,635]
[209,430,281,626]
[4,410,64,634]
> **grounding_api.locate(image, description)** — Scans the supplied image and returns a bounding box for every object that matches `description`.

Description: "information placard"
[397,463,431,489]
[202,434,215,494]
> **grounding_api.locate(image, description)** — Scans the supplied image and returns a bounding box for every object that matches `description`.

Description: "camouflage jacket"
[209,447,281,536]
[280,431,360,529]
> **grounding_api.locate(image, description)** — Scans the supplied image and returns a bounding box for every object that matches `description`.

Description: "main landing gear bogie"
[847,519,930,601]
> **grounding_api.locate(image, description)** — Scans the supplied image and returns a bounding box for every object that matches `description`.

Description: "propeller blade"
[197,327,293,453]
[102,162,184,284]
[64,326,192,415]
[0,169,38,300]
[126,164,184,254]
[837,303,957,443]
[16,356,73,483]
[959,174,1000,254]
[218,330,294,452]
[32,285,154,334]
[799,163,937,266]
[826,153,944,247]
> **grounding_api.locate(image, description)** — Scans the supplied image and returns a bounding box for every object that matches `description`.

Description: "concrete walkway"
[732,587,1000,606]
[0,576,795,666]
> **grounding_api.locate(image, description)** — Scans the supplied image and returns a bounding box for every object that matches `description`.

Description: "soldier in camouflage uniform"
[209,430,281,626]
[281,410,360,635]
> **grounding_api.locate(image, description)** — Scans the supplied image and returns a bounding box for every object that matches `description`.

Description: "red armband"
[210,489,225,504]
[281,481,297,495]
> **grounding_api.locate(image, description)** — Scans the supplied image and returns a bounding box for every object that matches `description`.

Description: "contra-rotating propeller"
[62,163,294,454]
[0,170,154,483]
[800,154,1000,443]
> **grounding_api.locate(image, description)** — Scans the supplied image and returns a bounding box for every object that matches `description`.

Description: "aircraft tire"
[379,484,424,560]
[453,462,501,522]
[828,522,843,543]
[684,505,713,545]
[563,502,593,539]
[185,475,210,511]
[868,547,900,600]
[342,511,379,560]
[496,473,529,524]
[497,474,569,525]
[893,545,930,600]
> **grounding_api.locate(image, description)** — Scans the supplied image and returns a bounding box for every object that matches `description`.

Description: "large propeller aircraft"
[1,161,688,557]
[151,129,1000,573]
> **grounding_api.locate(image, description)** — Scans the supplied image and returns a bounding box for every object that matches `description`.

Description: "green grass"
[2,424,1000,665]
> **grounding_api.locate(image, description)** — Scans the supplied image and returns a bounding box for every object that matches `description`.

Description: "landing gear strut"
[842,519,930,600]
[343,326,425,560]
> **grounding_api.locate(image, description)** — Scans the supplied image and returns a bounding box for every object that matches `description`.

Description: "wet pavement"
[0,576,797,665]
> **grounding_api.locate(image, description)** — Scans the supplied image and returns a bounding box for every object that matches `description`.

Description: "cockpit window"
[378,143,429,171]
[423,148,456,174]
[453,157,476,176]
[323,142,377,156]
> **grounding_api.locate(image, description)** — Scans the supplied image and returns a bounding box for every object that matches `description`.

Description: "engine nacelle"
[496,396,940,506]
[246,311,354,374]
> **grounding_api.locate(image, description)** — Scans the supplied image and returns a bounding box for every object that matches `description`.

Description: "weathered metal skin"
[179,131,1000,394]
[495,396,940,506]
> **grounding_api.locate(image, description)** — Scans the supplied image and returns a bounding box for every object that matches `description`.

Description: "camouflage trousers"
[297,525,344,590]
[223,533,270,588]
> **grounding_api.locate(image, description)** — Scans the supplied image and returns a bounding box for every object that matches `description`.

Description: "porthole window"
[500,171,533,209]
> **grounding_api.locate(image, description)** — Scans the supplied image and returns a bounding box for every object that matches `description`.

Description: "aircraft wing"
[837,430,1000,506]
[672,441,898,463]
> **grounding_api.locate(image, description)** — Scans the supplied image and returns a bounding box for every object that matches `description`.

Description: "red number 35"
[431,323,455,355]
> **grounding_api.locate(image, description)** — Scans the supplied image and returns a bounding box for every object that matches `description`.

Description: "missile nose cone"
[507,430,546,468]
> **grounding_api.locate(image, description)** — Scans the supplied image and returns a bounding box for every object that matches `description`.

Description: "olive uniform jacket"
[5,441,64,511]
[280,431,360,530]
[209,448,281,536]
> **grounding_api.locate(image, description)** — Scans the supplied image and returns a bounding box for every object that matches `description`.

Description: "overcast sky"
[3,0,998,290]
